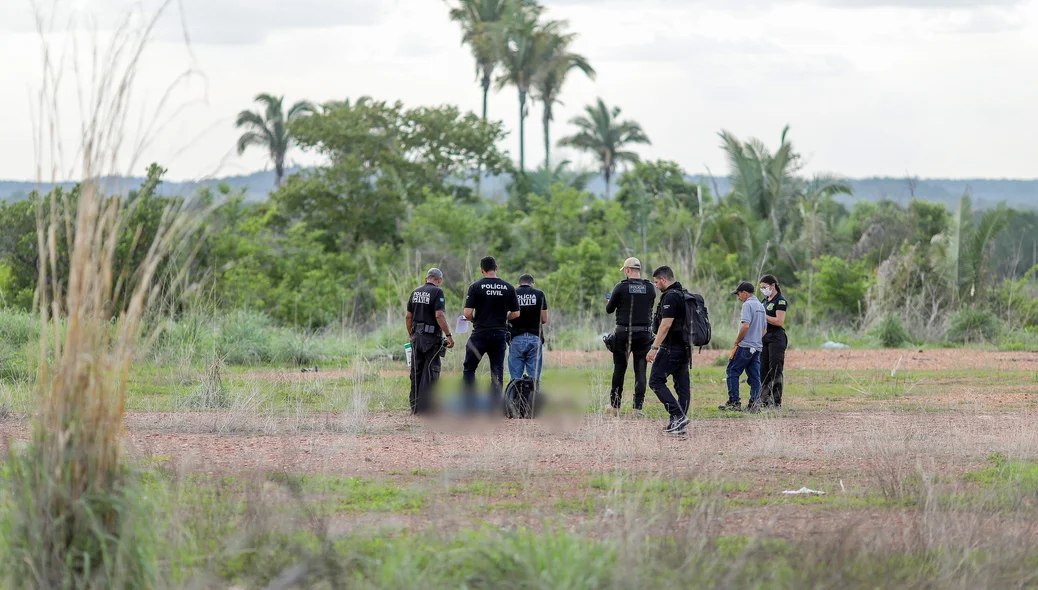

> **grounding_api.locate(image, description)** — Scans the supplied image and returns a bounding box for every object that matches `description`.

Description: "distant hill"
[2,168,1035,211]
[0,168,289,204]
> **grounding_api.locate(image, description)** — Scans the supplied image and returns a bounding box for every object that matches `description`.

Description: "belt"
[616,325,651,333]
[414,323,441,336]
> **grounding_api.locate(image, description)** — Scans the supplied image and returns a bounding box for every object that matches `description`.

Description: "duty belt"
[616,325,651,333]
[414,322,440,335]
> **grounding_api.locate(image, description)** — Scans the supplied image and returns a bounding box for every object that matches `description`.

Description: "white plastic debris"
[782,487,826,495]
[820,340,850,349]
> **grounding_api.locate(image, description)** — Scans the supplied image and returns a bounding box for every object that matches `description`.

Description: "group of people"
[405,256,547,415]
[405,254,788,434]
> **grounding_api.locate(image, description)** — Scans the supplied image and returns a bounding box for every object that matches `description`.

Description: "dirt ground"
[2,348,1036,540]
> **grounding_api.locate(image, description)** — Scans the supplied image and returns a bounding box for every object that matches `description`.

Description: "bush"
[0,308,39,347]
[807,256,871,323]
[947,307,1001,343]
[216,310,276,365]
[870,314,912,348]
[273,330,324,366]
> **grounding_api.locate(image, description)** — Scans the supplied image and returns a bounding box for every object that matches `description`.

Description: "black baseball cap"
[730,281,755,295]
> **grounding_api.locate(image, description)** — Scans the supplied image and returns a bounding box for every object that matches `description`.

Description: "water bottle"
[404,343,413,369]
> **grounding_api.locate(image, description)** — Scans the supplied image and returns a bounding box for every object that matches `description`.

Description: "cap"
[426,268,443,280]
[730,281,754,295]
[620,257,642,271]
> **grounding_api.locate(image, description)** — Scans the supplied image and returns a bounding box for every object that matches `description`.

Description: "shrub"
[217,310,276,365]
[947,307,1001,343]
[870,313,912,348]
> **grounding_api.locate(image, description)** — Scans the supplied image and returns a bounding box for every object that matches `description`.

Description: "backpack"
[503,376,541,419]
[681,291,712,351]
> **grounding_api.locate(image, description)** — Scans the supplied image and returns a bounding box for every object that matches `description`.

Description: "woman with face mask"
[757,274,787,410]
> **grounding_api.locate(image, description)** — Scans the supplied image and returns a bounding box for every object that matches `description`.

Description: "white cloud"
[1,0,1037,182]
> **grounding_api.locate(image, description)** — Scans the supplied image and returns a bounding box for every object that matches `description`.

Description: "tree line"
[1,114,1035,346]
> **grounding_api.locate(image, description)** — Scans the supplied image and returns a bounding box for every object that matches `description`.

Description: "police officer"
[405,268,454,415]
[605,257,656,417]
[758,274,788,410]
[646,265,691,436]
[462,256,520,411]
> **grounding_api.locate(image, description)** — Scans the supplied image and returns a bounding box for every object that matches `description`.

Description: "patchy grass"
[267,473,424,514]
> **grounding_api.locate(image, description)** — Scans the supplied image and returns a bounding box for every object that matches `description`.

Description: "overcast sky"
[1,0,1036,182]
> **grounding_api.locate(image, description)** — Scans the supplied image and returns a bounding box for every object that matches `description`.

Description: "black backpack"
[503,376,541,419]
[681,291,712,350]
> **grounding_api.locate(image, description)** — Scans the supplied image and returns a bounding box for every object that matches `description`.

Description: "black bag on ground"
[680,291,712,351]
[503,376,541,419]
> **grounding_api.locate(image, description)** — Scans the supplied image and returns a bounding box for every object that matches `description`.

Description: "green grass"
[964,453,1038,488]
[267,473,425,514]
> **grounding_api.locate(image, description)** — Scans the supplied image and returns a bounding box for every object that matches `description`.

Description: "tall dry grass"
[0,1,203,587]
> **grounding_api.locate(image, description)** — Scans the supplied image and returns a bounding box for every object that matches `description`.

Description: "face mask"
[761,287,772,297]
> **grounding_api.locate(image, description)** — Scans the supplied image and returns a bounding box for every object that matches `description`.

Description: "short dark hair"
[652,266,675,281]
[480,256,498,272]
[759,274,781,294]
[518,274,534,286]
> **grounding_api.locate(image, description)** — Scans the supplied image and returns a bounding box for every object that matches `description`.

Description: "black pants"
[463,330,507,403]
[760,330,787,407]
[649,344,691,418]
[409,332,443,415]
[610,329,652,409]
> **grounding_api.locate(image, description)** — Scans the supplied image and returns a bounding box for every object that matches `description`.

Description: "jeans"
[409,332,443,415]
[463,330,508,404]
[649,345,691,418]
[761,330,787,407]
[726,346,761,406]
[508,333,543,382]
[610,330,652,409]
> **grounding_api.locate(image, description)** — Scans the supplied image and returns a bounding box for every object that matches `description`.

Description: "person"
[508,274,548,386]
[405,268,454,415]
[646,265,691,436]
[462,256,520,411]
[719,281,766,412]
[759,274,788,410]
[605,257,656,417]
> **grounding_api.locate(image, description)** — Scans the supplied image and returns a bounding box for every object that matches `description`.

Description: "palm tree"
[496,1,562,173]
[532,33,594,170]
[448,0,519,121]
[557,98,651,198]
[718,125,800,244]
[236,94,316,187]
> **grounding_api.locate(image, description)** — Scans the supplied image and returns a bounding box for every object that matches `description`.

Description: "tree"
[496,1,564,173]
[719,125,800,245]
[448,0,519,121]
[289,98,511,202]
[557,98,651,198]
[933,194,1010,304]
[235,94,316,187]
[532,30,594,170]
[279,98,511,251]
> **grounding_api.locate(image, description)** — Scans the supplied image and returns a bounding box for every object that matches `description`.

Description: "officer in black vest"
[605,257,657,416]
[405,268,454,415]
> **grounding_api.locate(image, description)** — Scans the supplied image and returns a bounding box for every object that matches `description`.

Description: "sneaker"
[747,402,762,414]
[665,415,689,432]
[610,406,621,418]
[666,424,688,437]
[632,408,645,418]
[718,402,742,412]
